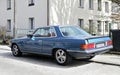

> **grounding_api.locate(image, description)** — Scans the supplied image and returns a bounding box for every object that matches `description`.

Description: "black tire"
[11,44,22,57]
[54,49,72,65]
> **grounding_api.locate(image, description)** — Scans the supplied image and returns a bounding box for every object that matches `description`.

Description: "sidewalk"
[0,45,11,50]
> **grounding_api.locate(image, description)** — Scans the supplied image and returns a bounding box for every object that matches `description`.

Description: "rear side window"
[33,27,56,37]
[60,26,91,37]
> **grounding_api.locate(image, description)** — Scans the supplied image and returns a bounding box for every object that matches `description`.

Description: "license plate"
[96,43,105,48]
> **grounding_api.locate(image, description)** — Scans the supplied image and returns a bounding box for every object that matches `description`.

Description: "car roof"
[37,25,77,28]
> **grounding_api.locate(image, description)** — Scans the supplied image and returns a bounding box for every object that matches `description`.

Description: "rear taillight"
[106,40,112,46]
[80,43,95,50]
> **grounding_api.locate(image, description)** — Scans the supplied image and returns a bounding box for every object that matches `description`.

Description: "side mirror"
[27,34,33,38]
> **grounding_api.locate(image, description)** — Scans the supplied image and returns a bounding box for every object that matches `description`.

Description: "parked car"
[10,26,113,65]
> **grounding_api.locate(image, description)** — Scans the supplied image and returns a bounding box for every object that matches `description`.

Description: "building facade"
[0,0,112,38]
[111,3,120,29]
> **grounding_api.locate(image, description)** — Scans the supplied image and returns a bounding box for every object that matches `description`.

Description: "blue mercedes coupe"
[10,26,113,65]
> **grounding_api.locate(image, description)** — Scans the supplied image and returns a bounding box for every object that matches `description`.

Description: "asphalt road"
[0,49,120,75]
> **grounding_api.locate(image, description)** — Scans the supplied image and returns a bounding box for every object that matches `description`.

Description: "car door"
[22,28,43,53]
[23,27,55,54]
[40,27,57,55]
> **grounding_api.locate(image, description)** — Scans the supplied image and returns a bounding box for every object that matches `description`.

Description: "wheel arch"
[11,43,20,51]
[11,43,17,47]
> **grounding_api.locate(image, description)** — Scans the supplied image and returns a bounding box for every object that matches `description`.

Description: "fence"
[15,29,34,38]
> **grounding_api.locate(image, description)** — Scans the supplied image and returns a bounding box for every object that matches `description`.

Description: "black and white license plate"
[96,43,105,48]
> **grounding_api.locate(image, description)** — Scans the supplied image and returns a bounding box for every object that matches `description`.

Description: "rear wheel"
[54,49,72,65]
[11,44,22,57]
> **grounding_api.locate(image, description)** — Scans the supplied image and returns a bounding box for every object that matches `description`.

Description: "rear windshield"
[60,26,91,37]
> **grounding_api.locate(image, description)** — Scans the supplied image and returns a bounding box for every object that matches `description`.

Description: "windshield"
[60,26,91,37]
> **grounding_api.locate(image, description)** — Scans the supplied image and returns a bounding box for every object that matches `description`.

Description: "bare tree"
[111,0,120,6]
[111,1,120,29]
[0,26,7,43]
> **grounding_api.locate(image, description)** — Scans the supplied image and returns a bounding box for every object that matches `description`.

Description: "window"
[89,20,93,33]
[60,26,91,37]
[7,20,11,32]
[105,21,109,32]
[29,0,35,6]
[98,0,102,11]
[89,0,94,10]
[78,19,84,28]
[33,27,56,37]
[105,2,109,13]
[79,0,84,8]
[29,18,34,30]
[7,0,11,10]
[97,21,101,32]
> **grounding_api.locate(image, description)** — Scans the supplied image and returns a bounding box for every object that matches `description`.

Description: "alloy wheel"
[12,44,22,56]
[55,49,67,64]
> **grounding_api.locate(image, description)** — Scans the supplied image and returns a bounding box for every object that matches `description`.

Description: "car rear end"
[68,36,113,59]
[58,26,112,59]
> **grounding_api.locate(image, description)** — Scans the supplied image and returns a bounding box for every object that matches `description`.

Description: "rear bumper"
[67,46,113,59]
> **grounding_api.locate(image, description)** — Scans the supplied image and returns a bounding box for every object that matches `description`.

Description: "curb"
[107,51,120,55]
[0,48,10,51]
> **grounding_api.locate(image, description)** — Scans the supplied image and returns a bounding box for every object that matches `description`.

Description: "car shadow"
[89,60,120,67]
[1,51,120,68]
[0,51,92,68]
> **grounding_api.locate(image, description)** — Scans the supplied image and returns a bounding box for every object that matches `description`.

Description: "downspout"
[47,0,49,26]
[103,21,105,36]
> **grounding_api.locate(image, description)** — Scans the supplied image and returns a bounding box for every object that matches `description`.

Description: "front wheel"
[11,44,22,57]
[54,49,72,65]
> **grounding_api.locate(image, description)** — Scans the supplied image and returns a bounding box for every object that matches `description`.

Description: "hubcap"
[55,49,66,64]
[12,45,19,55]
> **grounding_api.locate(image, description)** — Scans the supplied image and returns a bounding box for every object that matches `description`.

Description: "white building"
[111,3,120,29]
[0,0,112,38]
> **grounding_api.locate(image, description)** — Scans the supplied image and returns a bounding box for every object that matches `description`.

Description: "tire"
[54,49,72,65]
[11,44,22,57]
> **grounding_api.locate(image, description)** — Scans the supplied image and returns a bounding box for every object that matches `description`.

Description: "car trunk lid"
[81,36,112,50]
